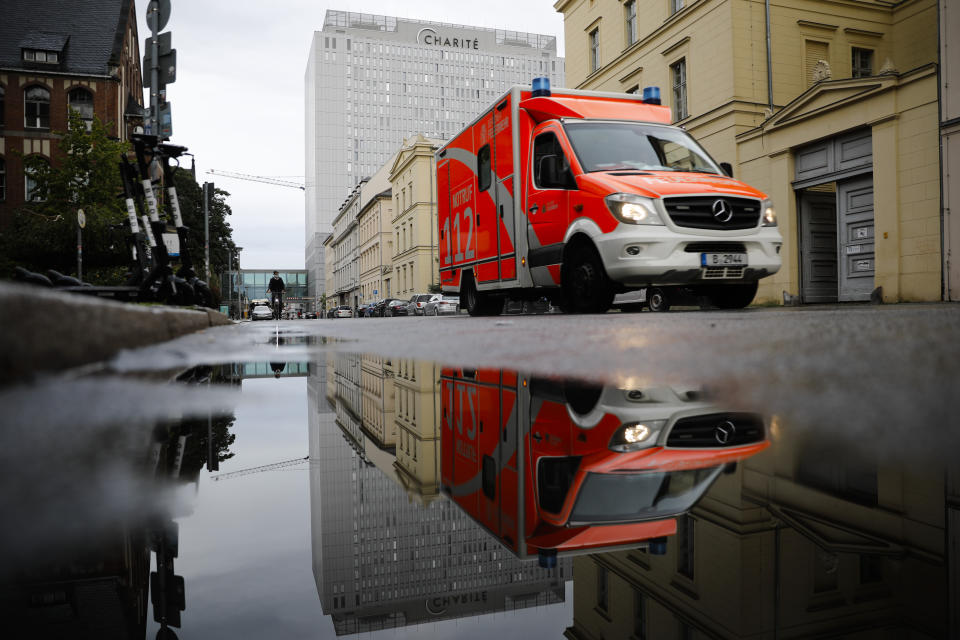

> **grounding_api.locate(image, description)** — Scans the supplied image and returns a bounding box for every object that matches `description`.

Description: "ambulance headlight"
[609,420,666,452]
[761,199,777,226]
[605,194,664,225]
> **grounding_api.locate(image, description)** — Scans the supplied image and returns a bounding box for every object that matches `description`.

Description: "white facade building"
[304,9,565,301]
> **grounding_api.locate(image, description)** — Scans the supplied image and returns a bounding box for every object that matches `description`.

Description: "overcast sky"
[136,1,565,270]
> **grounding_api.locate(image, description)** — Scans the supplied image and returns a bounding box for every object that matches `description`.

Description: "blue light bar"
[642,86,661,105]
[532,76,551,98]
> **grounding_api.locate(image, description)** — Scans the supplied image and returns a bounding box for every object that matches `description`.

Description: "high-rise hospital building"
[304,10,565,302]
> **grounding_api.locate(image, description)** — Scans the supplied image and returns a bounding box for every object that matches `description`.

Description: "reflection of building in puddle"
[309,355,568,635]
[565,421,958,639]
[225,361,310,380]
[441,368,769,569]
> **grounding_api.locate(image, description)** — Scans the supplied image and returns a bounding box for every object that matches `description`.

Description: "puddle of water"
[1,354,955,638]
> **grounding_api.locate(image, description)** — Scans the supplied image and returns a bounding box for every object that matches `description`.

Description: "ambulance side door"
[525,123,578,287]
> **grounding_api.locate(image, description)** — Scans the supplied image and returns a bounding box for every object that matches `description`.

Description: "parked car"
[304,311,317,319]
[385,299,409,316]
[423,295,460,316]
[325,308,336,318]
[406,293,434,315]
[251,305,273,321]
[372,298,396,317]
[357,303,373,318]
[334,305,353,318]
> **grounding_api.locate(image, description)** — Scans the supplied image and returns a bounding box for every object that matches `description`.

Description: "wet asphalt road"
[106,303,960,459]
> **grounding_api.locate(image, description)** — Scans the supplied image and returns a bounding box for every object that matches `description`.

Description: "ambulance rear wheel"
[563,244,614,314]
[462,273,501,316]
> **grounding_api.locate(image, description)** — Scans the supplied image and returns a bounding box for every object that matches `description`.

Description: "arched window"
[24,86,50,129]
[68,87,94,131]
[0,157,5,202]
[24,157,48,202]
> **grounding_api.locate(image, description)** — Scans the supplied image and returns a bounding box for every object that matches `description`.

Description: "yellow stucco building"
[555,0,941,303]
[389,135,443,299]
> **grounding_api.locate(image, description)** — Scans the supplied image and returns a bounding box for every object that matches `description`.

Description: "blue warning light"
[642,86,661,105]
[532,76,551,98]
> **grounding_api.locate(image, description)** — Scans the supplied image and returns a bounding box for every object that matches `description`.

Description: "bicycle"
[271,292,283,321]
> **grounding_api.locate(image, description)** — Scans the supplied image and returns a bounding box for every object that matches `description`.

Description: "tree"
[0,112,130,282]
[166,170,238,303]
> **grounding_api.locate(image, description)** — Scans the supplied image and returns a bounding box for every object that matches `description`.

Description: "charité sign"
[417,27,479,50]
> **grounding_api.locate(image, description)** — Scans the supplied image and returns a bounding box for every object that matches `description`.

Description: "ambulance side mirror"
[720,162,734,177]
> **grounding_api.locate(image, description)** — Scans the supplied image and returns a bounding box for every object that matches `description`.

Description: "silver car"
[406,293,434,315]
[251,305,273,321]
[423,295,459,316]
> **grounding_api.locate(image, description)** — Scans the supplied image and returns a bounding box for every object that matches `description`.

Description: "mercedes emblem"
[712,199,734,223]
[714,420,736,444]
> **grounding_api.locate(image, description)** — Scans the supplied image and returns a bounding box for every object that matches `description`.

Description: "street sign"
[143,49,176,89]
[159,102,173,139]
[373,289,378,295]
[77,209,86,229]
[146,0,171,32]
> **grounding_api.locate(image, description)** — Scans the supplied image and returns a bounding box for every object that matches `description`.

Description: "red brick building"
[0,0,144,226]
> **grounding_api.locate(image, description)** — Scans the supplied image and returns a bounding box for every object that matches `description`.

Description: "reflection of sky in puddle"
[4,350,956,638]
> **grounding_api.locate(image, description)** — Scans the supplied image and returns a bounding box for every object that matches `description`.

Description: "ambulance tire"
[563,244,614,314]
[462,273,501,316]
[707,282,758,309]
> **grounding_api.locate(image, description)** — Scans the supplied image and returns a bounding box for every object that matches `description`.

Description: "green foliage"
[0,112,130,279]
[168,170,238,301]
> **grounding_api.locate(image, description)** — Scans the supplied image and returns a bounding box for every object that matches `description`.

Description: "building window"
[24,158,48,202]
[677,515,694,578]
[671,59,688,121]
[597,566,608,612]
[852,48,873,78]
[625,1,638,47]
[68,87,94,131]
[23,49,59,63]
[625,85,640,94]
[0,157,5,202]
[0,85,5,126]
[589,28,600,73]
[670,0,685,14]
[805,40,829,85]
[24,86,50,129]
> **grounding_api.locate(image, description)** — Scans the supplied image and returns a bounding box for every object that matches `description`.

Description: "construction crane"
[210,456,310,481]
[207,169,305,190]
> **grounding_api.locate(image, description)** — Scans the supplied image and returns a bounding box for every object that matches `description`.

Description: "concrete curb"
[0,281,232,386]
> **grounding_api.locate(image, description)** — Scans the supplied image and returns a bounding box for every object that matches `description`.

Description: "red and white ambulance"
[440,368,770,566]
[436,79,782,315]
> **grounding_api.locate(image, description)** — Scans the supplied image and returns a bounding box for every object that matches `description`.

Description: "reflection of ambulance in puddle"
[440,368,769,566]
[437,78,782,315]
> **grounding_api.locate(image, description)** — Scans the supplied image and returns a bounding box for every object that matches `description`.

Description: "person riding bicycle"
[268,271,286,319]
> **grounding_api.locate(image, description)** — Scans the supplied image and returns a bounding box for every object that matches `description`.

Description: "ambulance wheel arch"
[561,231,615,314]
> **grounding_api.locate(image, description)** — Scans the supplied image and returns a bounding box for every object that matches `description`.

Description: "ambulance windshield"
[568,466,724,524]
[564,121,722,175]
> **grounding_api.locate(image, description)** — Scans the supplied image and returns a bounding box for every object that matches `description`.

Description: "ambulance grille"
[664,197,761,230]
[667,413,765,448]
[702,266,745,279]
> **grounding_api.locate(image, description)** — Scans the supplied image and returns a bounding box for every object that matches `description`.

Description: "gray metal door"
[800,191,838,303]
[837,177,875,301]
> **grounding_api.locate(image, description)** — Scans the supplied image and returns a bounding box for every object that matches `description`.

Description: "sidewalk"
[0,281,231,386]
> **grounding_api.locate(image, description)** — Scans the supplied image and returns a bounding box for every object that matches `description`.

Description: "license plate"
[701,252,747,267]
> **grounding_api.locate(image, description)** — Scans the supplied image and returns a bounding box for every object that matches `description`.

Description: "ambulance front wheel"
[562,243,614,314]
